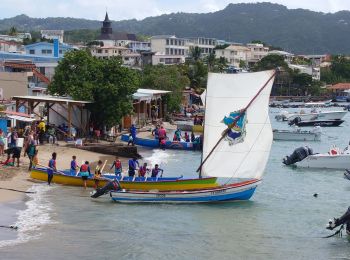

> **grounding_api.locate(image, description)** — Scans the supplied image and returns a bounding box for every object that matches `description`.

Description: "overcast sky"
[0,0,349,20]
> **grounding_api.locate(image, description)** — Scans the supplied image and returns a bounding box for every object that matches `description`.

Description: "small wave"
[144,149,171,168]
[0,184,56,248]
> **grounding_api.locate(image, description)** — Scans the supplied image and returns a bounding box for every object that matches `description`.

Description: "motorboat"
[288,118,344,127]
[275,109,346,122]
[273,126,321,141]
[283,145,350,170]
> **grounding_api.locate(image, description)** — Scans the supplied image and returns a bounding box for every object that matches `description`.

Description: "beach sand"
[0,142,131,204]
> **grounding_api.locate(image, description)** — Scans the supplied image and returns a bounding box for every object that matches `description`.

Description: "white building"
[150,35,188,65]
[90,46,141,67]
[246,43,269,66]
[215,45,250,68]
[186,37,217,57]
[288,64,321,81]
[41,30,64,43]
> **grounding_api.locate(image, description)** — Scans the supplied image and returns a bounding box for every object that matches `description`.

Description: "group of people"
[127,157,163,178]
[45,154,164,190]
[173,129,195,143]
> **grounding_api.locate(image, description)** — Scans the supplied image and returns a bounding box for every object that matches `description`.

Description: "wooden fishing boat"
[93,70,276,203]
[30,167,218,191]
[109,179,260,203]
[120,134,201,151]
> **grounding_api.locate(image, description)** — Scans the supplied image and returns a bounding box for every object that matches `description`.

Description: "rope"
[0,187,36,194]
[196,71,276,173]
[0,225,18,230]
[323,224,344,238]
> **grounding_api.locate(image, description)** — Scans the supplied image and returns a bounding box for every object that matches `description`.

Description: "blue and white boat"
[120,134,201,151]
[94,70,276,203]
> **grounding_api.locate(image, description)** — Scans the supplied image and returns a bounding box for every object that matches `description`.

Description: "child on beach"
[80,161,91,189]
[110,156,122,177]
[47,152,57,185]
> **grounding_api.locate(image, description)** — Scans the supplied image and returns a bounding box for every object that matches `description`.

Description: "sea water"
[1,108,350,259]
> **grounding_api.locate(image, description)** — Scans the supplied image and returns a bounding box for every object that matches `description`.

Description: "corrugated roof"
[328,83,350,90]
[12,96,92,104]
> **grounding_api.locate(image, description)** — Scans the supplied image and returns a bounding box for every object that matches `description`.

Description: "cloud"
[0,0,349,20]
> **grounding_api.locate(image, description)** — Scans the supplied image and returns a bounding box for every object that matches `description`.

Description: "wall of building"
[0,72,28,99]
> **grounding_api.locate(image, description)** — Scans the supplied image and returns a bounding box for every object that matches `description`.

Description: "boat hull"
[121,134,200,151]
[273,130,321,141]
[295,154,350,170]
[286,111,347,121]
[109,179,260,203]
[30,168,218,191]
[294,120,344,127]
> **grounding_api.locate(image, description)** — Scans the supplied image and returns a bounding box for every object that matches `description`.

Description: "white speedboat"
[283,146,350,170]
[275,110,347,122]
[273,126,321,141]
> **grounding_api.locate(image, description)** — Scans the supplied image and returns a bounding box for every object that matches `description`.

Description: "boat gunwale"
[31,168,217,184]
[112,179,260,195]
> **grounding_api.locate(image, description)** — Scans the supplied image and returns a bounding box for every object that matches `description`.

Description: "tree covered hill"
[1,3,350,54]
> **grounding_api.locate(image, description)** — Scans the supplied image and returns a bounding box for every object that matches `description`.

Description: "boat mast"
[199,88,208,179]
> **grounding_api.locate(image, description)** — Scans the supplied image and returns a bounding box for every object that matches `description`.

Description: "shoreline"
[0,142,149,204]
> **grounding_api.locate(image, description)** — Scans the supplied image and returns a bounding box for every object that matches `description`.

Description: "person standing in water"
[128,157,139,177]
[70,155,79,175]
[80,161,91,189]
[47,152,57,185]
[110,156,122,177]
[158,126,167,146]
[94,160,103,189]
[151,164,164,178]
[138,162,149,177]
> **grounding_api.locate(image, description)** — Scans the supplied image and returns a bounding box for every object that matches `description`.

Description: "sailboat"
[92,70,276,203]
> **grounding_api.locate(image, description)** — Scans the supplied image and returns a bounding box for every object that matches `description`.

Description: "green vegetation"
[321,55,350,84]
[141,65,189,112]
[49,50,139,127]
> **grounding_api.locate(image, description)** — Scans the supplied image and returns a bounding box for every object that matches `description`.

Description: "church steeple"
[101,11,112,37]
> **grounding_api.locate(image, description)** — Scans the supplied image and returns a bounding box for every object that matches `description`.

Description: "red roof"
[328,83,350,90]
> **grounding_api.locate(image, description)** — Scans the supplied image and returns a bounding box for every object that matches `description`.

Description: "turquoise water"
[1,108,350,259]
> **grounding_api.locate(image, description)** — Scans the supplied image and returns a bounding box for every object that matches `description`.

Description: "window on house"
[29,50,35,54]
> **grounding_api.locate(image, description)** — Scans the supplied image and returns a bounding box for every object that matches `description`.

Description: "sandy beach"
[0,142,131,204]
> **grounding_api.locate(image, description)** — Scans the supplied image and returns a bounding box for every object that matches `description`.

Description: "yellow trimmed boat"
[30,168,218,191]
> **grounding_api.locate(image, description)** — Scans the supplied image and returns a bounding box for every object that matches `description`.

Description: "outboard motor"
[288,116,301,126]
[326,207,350,235]
[90,181,120,198]
[283,146,313,165]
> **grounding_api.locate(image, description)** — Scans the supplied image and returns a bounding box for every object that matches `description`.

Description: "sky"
[0,0,350,21]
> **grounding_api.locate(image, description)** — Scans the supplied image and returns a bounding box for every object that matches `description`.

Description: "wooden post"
[68,103,72,138]
[159,98,163,119]
[46,102,50,124]
[143,101,147,126]
[137,102,140,126]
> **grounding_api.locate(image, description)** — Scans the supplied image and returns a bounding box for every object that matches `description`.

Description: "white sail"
[202,70,275,179]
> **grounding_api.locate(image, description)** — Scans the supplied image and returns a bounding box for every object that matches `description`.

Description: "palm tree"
[206,53,216,72]
[8,26,17,36]
[189,46,202,63]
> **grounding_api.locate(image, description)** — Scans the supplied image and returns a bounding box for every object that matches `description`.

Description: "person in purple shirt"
[70,155,78,175]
